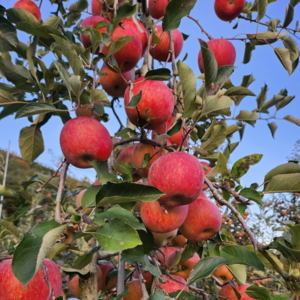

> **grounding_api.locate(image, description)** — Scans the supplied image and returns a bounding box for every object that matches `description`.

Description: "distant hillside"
[0,149,91,217]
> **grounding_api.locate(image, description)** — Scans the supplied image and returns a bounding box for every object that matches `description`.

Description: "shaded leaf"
[264,173,300,193]
[245,286,272,300]
[243,42,255,64]
[15,103,57,119]
[231,154,263,178]
[225,86,255,97]
[246,32,287,46]
[126,91,142,109]
[201,42,218,89]
[145,68,172,81]
[274,47,293,75]
[283,115,300,126]
[268,122,277,138]
[81,185,102,208]
[239,188,262,206]
[0,219,19,238]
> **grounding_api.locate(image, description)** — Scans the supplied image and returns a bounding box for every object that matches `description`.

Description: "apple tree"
[0,0,300,299]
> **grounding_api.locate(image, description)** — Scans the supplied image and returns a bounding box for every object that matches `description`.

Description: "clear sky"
[0,0,299,191]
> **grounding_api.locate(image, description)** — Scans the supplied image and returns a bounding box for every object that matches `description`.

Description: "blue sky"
[0,0,299,191]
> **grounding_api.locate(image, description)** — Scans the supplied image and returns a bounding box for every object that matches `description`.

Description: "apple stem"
[111,97,125,131]
[187,15,213,41]
[55,161,69,222]
[135,262,149,300]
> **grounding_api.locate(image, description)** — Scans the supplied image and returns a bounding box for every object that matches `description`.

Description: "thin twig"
[41,263,55,300]
[36,159,66,193]
[111,98,124,131]
[51,0,62,16]
[214,182,249,205]
[55,161,69,222]
[204,177,259,250]
[135,263,149,300]
[187,15,213,40]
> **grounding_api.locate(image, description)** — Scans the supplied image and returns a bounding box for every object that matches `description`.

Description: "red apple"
[169,235,186,248]
[156,247,178,267]
[102,26,142,72]
[149,0,169,19]
[123,279,143,300]
[92,0,103,15]
[80,16,110,50]
[200,161,212,191]
[75,189,92,215]
[213,265,233,284]
[219,283,255,300]
[0,259,62,300]
[99,65,131,98]
[13,0,42,22]
[150,26,184,62]
[140,200,188,233]
[152,229,178,247]
[68,265,103,299]
[98,261,117,291]
[116,144,142,181]
[94,178,102,186]
[198,39,236,73]
[148,152,204,207]
[121,18,148,56]
[152,116,188,149]
[153,275,189,293]
[124,76,174,130]
[214,0,246,22]
[133,270,153,286]
[131,143,162,178]
[179,193,222,242]
[60,117,113,169]
[75,101,104,121]
[167,249,200,280]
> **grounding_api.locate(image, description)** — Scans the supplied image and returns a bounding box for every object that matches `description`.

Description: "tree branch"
[55,161,69,223]
[41,263,55,300]
[135,262,149,300]
[111,98,124,131]
[187,15,213,40]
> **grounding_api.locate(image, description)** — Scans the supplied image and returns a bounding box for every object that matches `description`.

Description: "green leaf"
[282,3,294,28]
[177,60,196,118]
[126,91,143,109]
[162,0,197,32]
[281,35,299,65]
[274,47,293,75]
[256,0,267,21]
[245,286,272,300]
[264,162,300,185]
[0,89,17,104]
[72,246,100,270]
[276,95,295,111]
[0,185,16,197]
[149,290,168,300]
[90,161,121,183]
[235,110,259,126]
[95,205,146,231]
[51,35,85,78]
[12,220,67,287]
[15,103,57,119]
[239,188,262,206]
[256,84,268,110]
[81,185,102,208]
[213,65,236,91]
[225,86,256,97]
[96,182,164,207]
[231,154,263,178]
[264,173,300,193]
[0,219,20,238]
[289,224,300,250]
[243,42,256,64]
[283,115,300,126]
[227,264,247,285]
[167,119,183,137]
[276,238,300,262]
[94,218,142,253]
[220,245,265,271]
[13,203,32,221]
[202,95,233,117]
[19,126,44,163]
[201,125,227,153]
[267,122,277,138]
[246,32,287,46]
[107,36,135,57]
[201,42,218,89]
[0,15,18,52]
[90,89,110,106]
[235,74,256,106]
[7,8,39,26]
[206,153,227,181]
[145,68,172,81]
[46,243,67,260]
[187,257,230,285]
[113,4,137,27]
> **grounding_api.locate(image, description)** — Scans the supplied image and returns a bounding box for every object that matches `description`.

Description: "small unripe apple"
[124,76,174,130]
[214,0,246,22]
[99,65,131,98]
[80,16,110,50]
[13,0,42,22]
[150,26,184,62]
[180,193,222,242]
[60,117,112,169]
[148,152,204,207]
[149,0,169,19]
[140,200,188,233]
[198,39,236,73]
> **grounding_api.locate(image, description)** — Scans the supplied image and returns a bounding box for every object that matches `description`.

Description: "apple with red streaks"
[214,0,246,22]
[149,0,169,19]
[150,26,184,62]
[13,0,42,22]
[198,39,236,73]
[0,259,62,300]
[140,200,188,233]
[124,76,174,130]
[60,117,112,168]
[180,193,222,241]
[148,152,204,207]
